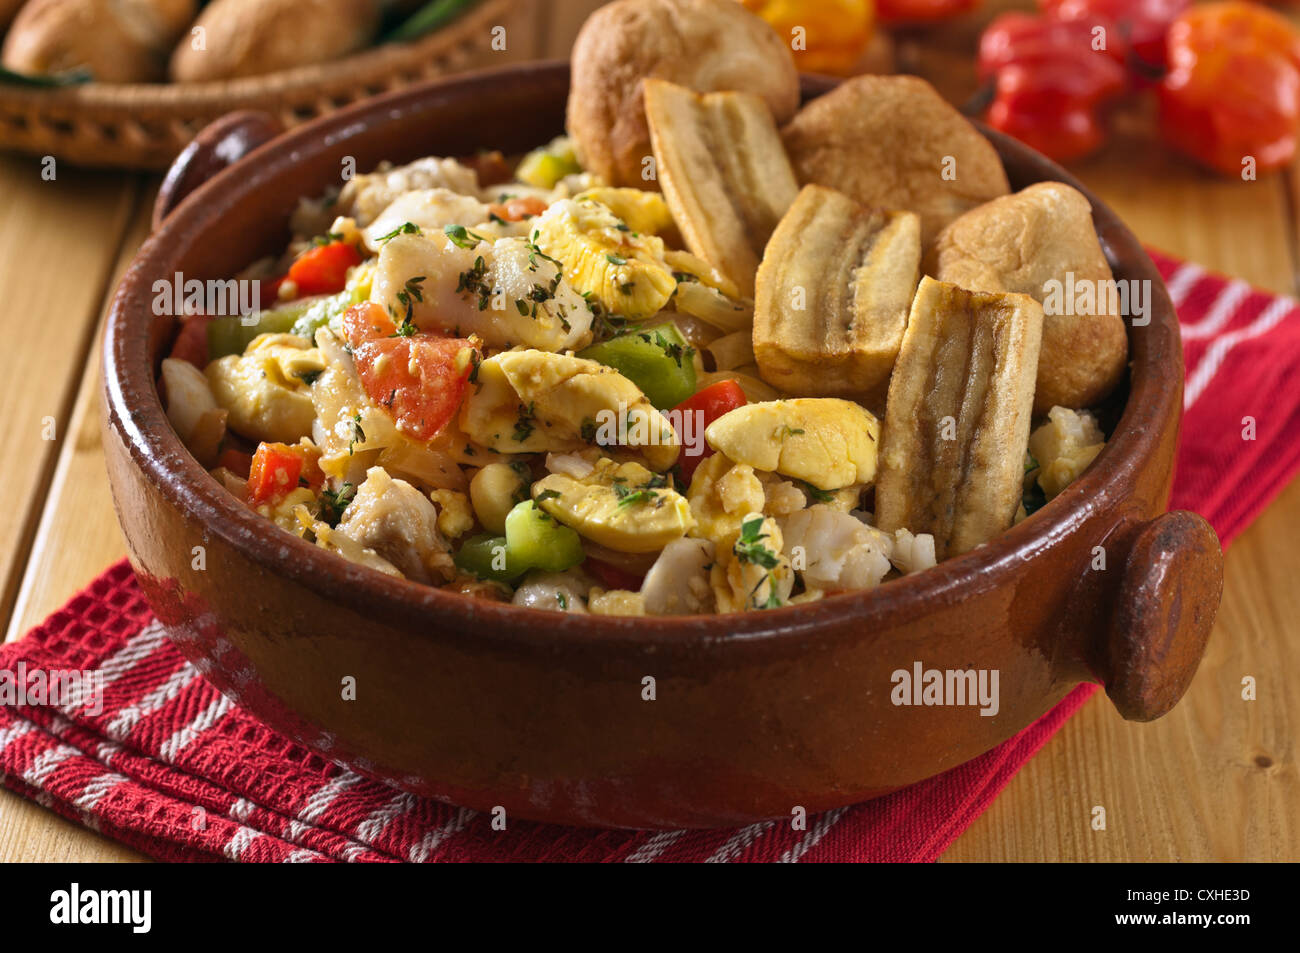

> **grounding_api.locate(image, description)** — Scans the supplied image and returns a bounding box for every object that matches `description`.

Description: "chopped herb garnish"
[392,275,425,335]
[375,221,420,244]
[614,486,658,508]
[512,402,537,442]
[797,480,834,504]
[319,482,355,526]
[455,255,492,311]
[444,224,487,249]
[637,329,694,368]
[734,515,779,569]
[612,474,667,508]
[535,488,562,503]
[606,253,627,266]
[347,413,365,455]
[525,242,563,273]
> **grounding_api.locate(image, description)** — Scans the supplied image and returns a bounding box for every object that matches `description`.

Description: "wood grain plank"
[0,157,141,628]
[2,194,154,644]
[0,796,146,863]
[0,194,157,864]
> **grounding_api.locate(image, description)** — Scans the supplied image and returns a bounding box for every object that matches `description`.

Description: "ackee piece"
[875,277,1044,558]
[705,397,880,491]
[754,184,921,400]
[644,78,799,297]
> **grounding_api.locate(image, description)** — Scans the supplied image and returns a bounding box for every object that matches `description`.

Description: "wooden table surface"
[0,0,1296,862]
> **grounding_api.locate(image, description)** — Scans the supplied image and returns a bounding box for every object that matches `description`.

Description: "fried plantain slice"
[875,277,1044,559]
[643,78,799,298]
[753,184,921,401]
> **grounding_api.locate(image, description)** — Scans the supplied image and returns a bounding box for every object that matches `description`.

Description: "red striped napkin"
[0,249,1295,862]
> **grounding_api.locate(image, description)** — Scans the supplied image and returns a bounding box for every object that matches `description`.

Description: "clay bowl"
[103,63,1223,829]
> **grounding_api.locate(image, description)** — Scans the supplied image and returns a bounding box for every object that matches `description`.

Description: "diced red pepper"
[671,379,747,484]
[286,240,363,297]
[247,442,323,506]
[169,314,212,368]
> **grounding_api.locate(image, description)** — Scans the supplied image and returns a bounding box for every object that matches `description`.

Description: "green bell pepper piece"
[515,144,582,190]
[503,501,585,573]
[207,297,320,359]
[578,321,696,409]
[454,502,585,582]
[453,534,523,583]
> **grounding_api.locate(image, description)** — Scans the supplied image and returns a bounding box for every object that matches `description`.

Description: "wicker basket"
[0,0,530,170]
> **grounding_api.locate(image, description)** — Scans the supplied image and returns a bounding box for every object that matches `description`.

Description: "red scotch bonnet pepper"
[978,12,1127,161]
[1159,2,1300,177]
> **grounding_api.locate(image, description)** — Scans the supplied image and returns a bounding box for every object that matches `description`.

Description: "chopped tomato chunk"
[287,240,362,297]
[247,442,322,506]
[342,301,397,345]
[353,336,477,442]
[343,304,476,442]
[489,195,549,222]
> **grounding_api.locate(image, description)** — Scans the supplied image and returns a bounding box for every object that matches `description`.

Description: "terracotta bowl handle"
[1102,510,1223,721]
[153,111,286,231]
